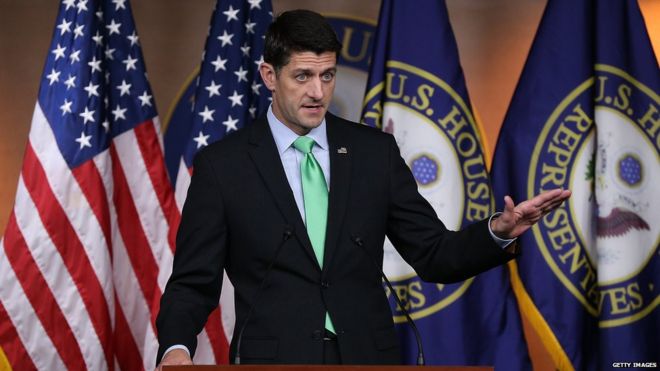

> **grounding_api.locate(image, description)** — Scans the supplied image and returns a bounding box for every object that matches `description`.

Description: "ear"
[259,62,277,92]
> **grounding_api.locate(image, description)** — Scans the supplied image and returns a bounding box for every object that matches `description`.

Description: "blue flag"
[491,0,659,369]
[361,0,531,369]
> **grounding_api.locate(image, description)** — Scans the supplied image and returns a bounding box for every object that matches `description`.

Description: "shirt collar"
[267,105,328,155]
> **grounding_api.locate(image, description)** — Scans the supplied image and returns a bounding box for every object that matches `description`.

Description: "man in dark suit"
[156,9,570,368]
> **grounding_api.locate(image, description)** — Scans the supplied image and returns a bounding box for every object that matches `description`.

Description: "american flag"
[164,0,272,354]
[0,0,179,369]
[171,0,273,208]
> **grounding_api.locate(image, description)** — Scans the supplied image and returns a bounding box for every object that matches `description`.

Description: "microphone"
[351,235,425,366]
[234,226,293,364]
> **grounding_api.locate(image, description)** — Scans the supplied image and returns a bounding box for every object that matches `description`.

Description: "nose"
[307,77,324,100]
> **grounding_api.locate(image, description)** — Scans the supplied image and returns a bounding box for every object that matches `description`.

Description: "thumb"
[503,195,515,216]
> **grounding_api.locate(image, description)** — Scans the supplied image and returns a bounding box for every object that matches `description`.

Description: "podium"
[164,366,493,371]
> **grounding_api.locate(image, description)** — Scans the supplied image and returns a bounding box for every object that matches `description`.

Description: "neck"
[271,108,315,136]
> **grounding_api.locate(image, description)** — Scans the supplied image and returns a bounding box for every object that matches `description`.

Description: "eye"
[321,72,335,82]
[295,74,308,82]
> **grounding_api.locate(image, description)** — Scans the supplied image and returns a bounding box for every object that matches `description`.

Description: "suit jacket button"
[312,330,323,340]
[321,281,330,288]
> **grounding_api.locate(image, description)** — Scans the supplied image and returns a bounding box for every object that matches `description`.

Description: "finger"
[504,195,515,213]
[517,201,545,219]
[546,199,567,212]
[539,195,570,212]
[533,188,564,206]
[535,192,571,212]
[549,188,571,202]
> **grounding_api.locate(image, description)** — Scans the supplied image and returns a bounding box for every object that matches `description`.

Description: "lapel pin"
[337,147,348,154]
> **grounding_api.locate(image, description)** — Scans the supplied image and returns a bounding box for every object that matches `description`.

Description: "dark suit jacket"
[156,113,515,364]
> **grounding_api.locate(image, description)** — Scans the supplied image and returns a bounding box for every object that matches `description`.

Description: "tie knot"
[293,136,315,154]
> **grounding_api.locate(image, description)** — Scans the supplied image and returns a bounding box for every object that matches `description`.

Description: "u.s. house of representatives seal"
[529,64,659,327]
[362,61,493,322]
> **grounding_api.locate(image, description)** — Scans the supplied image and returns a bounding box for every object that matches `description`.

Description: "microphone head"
[283,225,293,239]
[350,234,364,246]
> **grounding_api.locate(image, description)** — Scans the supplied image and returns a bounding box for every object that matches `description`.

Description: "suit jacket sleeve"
[155,149,228,363]
[384,134,515,283]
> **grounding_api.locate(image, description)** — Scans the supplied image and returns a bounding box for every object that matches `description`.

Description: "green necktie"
[292,136,335,333]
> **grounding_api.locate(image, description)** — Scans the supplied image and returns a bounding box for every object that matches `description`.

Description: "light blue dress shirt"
[267,106,330,224]
[265,106,512,247]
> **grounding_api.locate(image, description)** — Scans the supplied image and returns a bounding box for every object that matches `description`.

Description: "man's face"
[260,51,337,135]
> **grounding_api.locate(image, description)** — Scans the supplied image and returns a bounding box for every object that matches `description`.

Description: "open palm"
[491,188,572,239]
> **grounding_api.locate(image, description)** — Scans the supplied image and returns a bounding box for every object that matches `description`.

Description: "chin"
[301,121,323,130]
[301,115,325,126]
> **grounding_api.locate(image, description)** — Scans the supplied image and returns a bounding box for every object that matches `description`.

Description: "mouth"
[301,103,324,113]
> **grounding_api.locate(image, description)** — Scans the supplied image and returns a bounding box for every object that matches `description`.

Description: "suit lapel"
[323,114,352,272]
[247,118,319,270]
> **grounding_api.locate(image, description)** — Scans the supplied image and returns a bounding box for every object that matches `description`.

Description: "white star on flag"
[76,0,89,13]
[193,131,210,148]
[105,47,115,60]
[248,0,262,10]
[69,49,82,63]
[112,0,127,11]
[217,30,234,46]
[60,99,73,115]
[88,57,102,73]
[199,105,215,123]
[251,81,261,95]
[92,31,103,45]
[123,55,138,71]
[205,81,222,97]
[74,24,85,39]
[241,43,251,57]
[254,55,264,67]
[75,131,92,148]
[127,31,139,46]
[223,5,240,22]
[79,106,95,124]
[228,90,243,107]
[245,20,257,34]
[47,69,61,85]
[112,105,127,121]
[57,19,72,35]
[106,19,121,35]
[222,114,239,131]
[234,66,248,82]
[63,0,76,10]
[64,74,76,89]
[52,43,67,60]
[84,81,100,97]
[138,91,152,106]
[116,79,131,96]
[211,55,228,71]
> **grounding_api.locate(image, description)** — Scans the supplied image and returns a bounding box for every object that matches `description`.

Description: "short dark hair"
[264,9,342,72]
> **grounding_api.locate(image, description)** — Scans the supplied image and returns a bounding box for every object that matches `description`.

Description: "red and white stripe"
[0,102,227,369]
[174,157,236,347]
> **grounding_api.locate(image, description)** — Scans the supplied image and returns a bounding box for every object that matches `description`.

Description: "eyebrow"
[291,67,337,74]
